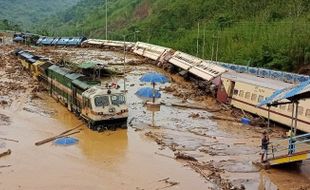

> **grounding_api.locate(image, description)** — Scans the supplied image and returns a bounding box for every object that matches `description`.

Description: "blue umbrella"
[136,87,161,99]
[140,72,169,84]
[54,137,79,146]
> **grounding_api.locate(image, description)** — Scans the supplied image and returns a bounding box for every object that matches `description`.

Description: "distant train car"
[13,32,40,44]
[14,49,128,131]
[36,36,87,47]
[219,71,310,133]
[81,39,134,50]
[15,50,44,71]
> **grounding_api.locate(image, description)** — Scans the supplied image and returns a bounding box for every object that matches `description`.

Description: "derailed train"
[14,49,128,131]
[13,35,310,133]
[82,40,310,133]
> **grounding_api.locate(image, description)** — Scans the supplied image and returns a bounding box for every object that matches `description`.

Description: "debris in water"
[0,137,19,143]
[0,165,12,169]
[0,149,11,158]
[35,125,82,146]
[0,114,11,126]
[174,152,197,161]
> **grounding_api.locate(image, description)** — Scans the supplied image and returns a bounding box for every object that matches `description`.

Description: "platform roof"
[258,79,310,107]
[78,62,98,69]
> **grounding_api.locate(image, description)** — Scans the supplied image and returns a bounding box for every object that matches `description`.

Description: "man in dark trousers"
[261,131,269,162]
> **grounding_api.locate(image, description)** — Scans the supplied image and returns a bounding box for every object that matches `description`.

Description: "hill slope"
[0,0,79,30]
[31,0,310,72]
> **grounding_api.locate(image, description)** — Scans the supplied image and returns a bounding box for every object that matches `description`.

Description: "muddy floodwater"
[0,46,310,190]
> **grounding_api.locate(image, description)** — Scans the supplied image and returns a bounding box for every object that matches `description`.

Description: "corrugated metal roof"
[72,78,100,90]
[65,73,84,80]
[78,62,98,69]
[258,79,310,107]
[72,79,91,90]
[49,65,70,76]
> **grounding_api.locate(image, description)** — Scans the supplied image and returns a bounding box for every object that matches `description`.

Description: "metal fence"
[218,62,310,84]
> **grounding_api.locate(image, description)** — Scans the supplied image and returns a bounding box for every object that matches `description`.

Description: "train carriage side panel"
[38,61,53,88]
[47,65,71,105]
[228,79,310,133]
[63,73,84,111]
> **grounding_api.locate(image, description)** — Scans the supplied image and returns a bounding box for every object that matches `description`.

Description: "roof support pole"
[123,35,126,93]
[294,101,299,136]
[290,102,295,138]
[289,102,295,155]
[267,105,271,133]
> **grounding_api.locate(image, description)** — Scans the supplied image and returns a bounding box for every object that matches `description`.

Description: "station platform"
[255,133,310,169]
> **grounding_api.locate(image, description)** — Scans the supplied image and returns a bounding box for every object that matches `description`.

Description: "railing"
[218,62,310,84]
[266,133,310,160]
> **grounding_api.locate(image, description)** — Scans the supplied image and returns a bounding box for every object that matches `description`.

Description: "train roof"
[72,77,101,91]
[65,73,84,80]
[39,61,53,72]
[48,65,71,76]
[82,85,123,98]
[222,70,292,90]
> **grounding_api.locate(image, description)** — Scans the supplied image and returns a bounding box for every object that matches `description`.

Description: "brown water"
[0,95,211,190]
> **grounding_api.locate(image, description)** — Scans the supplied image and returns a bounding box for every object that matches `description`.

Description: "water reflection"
[78,129,128,166]
[46,96,128,167]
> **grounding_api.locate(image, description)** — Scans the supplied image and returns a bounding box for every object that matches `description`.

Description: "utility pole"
[215,32,219,62]
[202,25,206,59]
[211,34,214,61]
[123,35,126,92]
[105,0,108,40]
[196,22,200,57]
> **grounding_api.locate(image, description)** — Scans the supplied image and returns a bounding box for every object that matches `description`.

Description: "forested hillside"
[8,0,310,72]
[0,0,79,30]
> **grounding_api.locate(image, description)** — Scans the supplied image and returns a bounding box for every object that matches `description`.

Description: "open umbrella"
[140,72,169,103]
[54,137,79,146]
[140,72,169,84]
[135,87,161,99]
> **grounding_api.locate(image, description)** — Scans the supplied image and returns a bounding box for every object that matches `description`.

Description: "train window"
[288,104,293,112]
[233,89,239,95]
[258,95,264,102]
[245,92,251,99]
[239,90,244,97]
[111,95,126,105]
[251,94,257,101]
[306,109,310,118]
[94,96,110,107]
[279,105,286,110]
[298,106,304,116]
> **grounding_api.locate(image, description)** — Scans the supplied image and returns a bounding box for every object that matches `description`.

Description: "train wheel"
[87,121,93,129]
[121,123,128,129]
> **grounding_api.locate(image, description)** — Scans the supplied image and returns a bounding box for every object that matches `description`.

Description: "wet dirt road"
[0,45,310,190]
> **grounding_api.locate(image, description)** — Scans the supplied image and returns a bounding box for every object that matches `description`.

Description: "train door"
[82,96,91,118]
[227,81,236,99]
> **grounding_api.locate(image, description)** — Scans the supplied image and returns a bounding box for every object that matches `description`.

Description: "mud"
[0,44,309,189]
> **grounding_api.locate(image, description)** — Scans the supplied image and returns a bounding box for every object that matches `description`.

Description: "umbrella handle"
[152,83,155,103]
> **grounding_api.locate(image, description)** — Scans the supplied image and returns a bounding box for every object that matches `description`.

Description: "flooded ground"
[0,45,310,190]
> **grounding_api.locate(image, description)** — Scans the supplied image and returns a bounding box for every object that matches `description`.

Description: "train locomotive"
[14,49,128,131]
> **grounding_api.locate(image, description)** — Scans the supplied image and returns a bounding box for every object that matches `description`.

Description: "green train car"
[15,49,128,131]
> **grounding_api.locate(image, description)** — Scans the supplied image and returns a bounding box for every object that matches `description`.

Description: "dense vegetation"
[0,19,21,31]
[2,0,310,73]
[0,0,79,30]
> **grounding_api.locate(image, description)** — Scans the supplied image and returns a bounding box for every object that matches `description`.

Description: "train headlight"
[109,108,115,113]
[121,109,128,113]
